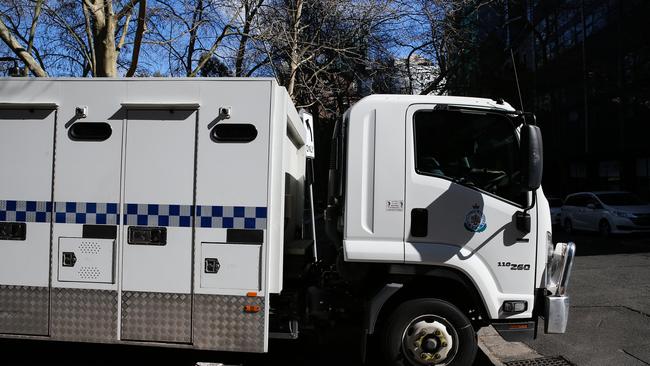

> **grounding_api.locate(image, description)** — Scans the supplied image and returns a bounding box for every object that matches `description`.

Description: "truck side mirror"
[520,125,543,191]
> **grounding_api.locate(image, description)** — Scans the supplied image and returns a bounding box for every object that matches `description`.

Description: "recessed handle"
[411,208,428,237]
[128,226,167,245]
[0,222,26,241]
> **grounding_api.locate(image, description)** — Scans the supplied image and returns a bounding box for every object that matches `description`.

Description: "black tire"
[564,219,573,234]
[599,219,611,237]
[380,298,477,366]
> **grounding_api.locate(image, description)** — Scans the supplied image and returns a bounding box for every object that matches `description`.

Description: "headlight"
[613,211,636,218]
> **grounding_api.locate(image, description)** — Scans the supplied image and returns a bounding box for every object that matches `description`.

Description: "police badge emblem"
[464,204,487,232]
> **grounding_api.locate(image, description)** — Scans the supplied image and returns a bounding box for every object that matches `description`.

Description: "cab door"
[403,105,537,299]
[0,104,56,336]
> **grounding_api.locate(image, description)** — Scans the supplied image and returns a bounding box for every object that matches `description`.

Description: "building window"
[570,162,587,178]
[599,160,620,178]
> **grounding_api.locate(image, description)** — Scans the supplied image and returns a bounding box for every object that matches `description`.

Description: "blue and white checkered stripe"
[123,203,194,227]
[196,205,267,229]
[0,200,52,223]
[54,202,119,225]
[2,199,267,229]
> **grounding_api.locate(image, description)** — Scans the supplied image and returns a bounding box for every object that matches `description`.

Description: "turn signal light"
[246,292,257,297]
[509,323,529,329]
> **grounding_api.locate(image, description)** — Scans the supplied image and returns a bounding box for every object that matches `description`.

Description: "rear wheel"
[380,299,477,366]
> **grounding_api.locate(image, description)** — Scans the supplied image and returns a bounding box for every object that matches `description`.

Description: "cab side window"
[414,110,525,206]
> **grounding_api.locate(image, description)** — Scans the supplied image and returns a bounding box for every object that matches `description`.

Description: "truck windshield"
[414,109,525,206]
[596,193,646,206]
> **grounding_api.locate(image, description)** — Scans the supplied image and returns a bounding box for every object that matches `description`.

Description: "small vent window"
[69,122,112,141]
[211,123,257,143]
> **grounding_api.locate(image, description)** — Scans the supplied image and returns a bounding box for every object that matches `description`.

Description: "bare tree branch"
[0,15,47,76]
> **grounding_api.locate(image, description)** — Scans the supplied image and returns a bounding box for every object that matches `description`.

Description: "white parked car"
[561,191,650,235]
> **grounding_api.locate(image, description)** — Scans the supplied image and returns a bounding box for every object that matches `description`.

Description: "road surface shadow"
[0,335,495,365]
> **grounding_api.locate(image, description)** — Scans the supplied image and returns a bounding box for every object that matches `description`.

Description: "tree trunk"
[0,18,47,76]
[92,0,118,77]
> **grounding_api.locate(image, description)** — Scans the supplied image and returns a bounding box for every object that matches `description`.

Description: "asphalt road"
[523,229,650,365]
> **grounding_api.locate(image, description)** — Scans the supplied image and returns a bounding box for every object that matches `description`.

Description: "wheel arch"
[367,266,490,336]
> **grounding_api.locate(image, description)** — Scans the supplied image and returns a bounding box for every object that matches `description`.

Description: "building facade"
[449,0,650,199]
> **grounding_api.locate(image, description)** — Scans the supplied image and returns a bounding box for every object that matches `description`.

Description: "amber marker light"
[244,305,261,313]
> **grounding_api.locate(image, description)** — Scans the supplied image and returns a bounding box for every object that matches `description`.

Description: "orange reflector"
[244,305,261,313]
[509,323,529,329]
[246,292,257,297]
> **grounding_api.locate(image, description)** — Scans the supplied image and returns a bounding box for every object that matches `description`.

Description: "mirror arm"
[524,190,537,212]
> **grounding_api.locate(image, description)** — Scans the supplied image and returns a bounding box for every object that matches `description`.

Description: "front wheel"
[380,299,477,366]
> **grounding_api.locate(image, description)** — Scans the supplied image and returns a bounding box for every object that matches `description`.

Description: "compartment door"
[0,105,56,336]
[121,108,197,344]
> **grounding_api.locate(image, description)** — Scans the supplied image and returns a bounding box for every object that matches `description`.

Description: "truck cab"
[323,95,575,365]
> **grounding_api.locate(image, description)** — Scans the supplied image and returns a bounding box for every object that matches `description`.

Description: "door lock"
[62,252,77,267]
[204,258,220,274]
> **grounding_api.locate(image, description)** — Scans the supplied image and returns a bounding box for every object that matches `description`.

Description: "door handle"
[0,222,26,241]
[127,226,167,245]
[411,208,428,237]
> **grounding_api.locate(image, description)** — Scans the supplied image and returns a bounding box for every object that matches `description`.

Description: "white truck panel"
[51,82,124,291]
[345,96,406,261]
[0,109,55,287]
[0,223,51,287]
[122,229,192,292]
[121,108,196,294]
[200,243,261,290]
[195,81,271,207]
[404,243,534,319]
[58,238,115,284]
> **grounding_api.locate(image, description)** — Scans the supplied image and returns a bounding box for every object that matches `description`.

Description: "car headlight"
[613,211,636,218]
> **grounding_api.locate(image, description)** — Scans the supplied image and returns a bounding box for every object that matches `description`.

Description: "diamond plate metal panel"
[121,291,191,343]
[193,294,265,352]
[0,285,49,335]
[51,288,117,342]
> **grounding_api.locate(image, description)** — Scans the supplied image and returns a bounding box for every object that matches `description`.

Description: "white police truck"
[0,78,574,366]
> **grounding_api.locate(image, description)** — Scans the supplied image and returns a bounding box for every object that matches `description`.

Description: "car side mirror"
[520,125,543,191]
[586,203,596,209]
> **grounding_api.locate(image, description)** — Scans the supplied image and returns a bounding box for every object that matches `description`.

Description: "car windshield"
[548,198,562,207]
[596,193,646,206]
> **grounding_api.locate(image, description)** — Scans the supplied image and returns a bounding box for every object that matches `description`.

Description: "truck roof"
[351,94,517,113]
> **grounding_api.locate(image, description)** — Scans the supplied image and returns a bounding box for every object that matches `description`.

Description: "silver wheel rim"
[401,314,459,365]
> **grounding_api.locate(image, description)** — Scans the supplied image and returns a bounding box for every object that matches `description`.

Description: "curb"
[478,326,541,365]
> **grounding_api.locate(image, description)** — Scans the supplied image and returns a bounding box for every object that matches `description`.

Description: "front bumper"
[544,242,576,334]
[611,216,650,233]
